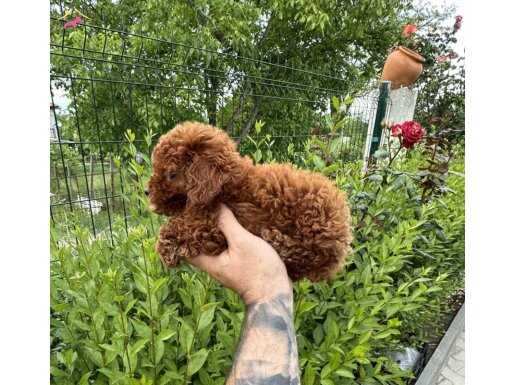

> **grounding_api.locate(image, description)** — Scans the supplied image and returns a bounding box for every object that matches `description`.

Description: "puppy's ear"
[186,154,225,206]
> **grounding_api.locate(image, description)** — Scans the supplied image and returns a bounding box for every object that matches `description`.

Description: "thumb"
[217,204,251,245]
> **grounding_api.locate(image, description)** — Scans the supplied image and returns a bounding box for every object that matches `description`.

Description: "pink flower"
[63,16,82,29]
[391,124,402,137]
[402,24,418,37]
[454,15,463,32]
[436,55,449,63]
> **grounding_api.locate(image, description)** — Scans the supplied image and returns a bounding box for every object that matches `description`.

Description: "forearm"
[226,292,300,385]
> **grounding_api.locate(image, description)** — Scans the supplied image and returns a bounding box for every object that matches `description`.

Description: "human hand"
[185,204,292,305]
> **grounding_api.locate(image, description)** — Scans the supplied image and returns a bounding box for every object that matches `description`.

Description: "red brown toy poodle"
[147,121,352,281]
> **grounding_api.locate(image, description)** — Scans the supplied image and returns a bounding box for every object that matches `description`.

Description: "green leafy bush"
[51,130,464,385]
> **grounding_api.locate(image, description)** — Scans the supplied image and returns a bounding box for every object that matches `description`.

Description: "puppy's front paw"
[156,236,181,267]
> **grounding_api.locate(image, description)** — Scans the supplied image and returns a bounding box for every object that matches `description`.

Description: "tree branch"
[237,97,262,146]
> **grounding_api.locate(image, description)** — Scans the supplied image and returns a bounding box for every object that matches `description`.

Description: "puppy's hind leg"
[260,228,312,281]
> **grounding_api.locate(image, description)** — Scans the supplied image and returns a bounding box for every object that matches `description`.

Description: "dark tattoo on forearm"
[226,293,300,385]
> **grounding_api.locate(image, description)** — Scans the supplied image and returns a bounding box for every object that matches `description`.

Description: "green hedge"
[50,148,464,385]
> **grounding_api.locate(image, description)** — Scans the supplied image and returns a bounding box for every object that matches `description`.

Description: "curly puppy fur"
[148,121,352,281]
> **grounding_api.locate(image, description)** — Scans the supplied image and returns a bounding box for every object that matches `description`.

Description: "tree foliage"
[51,0,411,148]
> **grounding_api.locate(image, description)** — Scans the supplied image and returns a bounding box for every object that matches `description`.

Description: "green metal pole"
[369,81,391,158]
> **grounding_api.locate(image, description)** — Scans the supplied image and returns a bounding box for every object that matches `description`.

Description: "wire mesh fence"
[50,15,382,239]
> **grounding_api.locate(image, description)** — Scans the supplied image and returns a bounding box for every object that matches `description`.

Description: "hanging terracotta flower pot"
[380,46,425,89]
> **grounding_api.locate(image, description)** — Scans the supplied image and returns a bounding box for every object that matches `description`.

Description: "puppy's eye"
[167,172,177,181]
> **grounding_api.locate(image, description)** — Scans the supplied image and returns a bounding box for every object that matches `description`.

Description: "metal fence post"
[369,81,391,158]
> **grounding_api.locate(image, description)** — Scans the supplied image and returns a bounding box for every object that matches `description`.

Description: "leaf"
[178,288,193,310]
[130,338,149,356]
[335,369,355,379]
[133,271,149,294]
[155,339,165,364]
[157,329,176,341]
[52,303,68,312]
[374,329,397,339]
[313,324,324,345]
[331,96,340,111]
[321,363,332,379]
[325,317,339,343]
[435,229,448,242]
[329,350,342,371]
[253,149,262,163]
[297,301,318,315]
[411,284,428,300]
[387,318,402,328]
[180,321,195,353]
[160,370,184,385]
[347,316,356,330]
[78,372,92,385]
[350,344,369,358]
[367,174,383,182]
[152,277,169,294]
[343,94,354,106]
[254,120,265,134]
[84,347,103,367]
[93,309,105,330]
[312,154,326,170]
[197,303,217,332]
[100,343,120,353]
[199,368,215,385]
[187,348,209,376]
[385,304,402,318]
[50,366,67,378]
[98,368,116,380]
[72,318,90,332]
[358,331,372,344]
[303,364,316,385]
[322,163,341,176]
[403,303,420,312]
[373,148,389,159]
[131,318,152,338]
[387,174,406,192]
[100,300,119,316]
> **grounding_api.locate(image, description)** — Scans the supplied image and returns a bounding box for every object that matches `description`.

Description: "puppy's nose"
[144,188,149,196]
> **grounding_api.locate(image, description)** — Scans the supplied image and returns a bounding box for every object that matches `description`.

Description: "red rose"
[391,124,402,137]
[402,24,417,37]
[400,121,426,148]
[455,15,463,23]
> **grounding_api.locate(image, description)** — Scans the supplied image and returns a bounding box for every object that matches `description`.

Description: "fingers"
[216,204,251,245]
[185,251,215,271]
[183,204,247,276]
[186,250,231,280]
